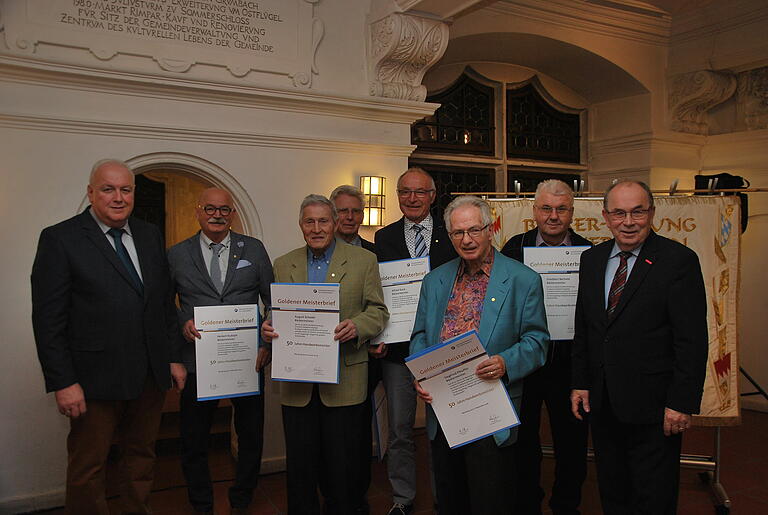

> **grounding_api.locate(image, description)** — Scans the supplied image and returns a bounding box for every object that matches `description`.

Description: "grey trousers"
[381,359,417,505]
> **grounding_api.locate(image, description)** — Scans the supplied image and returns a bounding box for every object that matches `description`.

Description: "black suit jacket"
[360,237,375,253]
[571,231,708,424]
[31,209,181,400]
[501,227,593,263]
[168,231,273,371]
[374,216,458,362]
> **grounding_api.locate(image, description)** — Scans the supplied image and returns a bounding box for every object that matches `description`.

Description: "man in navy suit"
[571,180,708,514]
[32,159,185,514]
[374,168,457,515]
[168,187,273,515]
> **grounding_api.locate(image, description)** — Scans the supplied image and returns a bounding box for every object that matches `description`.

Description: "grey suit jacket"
[168,231,274,372]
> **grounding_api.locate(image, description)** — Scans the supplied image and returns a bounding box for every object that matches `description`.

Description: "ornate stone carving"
[737,66,768,131]
[368,12,449,102]
[669,70,736,135]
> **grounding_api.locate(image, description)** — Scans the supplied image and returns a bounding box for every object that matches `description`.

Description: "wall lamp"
[360,176,386,226]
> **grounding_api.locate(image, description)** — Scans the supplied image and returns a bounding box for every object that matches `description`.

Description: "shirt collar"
[609,240,643,259]
[404,213,433,231]
[200,231,231,249]
[536,230,571,247]
[307,237,336,262]
[89,206,132,236]
[458,248,495,278]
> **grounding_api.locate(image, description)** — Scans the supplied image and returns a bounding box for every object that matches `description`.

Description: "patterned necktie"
[107,227,143,293]
[209,242,225,293]
[413,224,427,258]
[607,251,632,317]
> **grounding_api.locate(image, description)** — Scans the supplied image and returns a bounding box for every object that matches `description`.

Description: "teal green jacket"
[410,249,550,446]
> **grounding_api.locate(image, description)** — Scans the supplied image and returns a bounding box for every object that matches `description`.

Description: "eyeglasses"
[336,208,363,216]
[200,205,234,216]
[397,189,435,198]
[605,208,651,222]
[449,224,489,240]
[535,205,573,215]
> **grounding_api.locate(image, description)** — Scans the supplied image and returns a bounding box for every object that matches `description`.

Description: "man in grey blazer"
[168,188,274,515]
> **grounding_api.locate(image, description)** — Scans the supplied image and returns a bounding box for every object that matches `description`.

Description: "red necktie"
[607,251,632,317]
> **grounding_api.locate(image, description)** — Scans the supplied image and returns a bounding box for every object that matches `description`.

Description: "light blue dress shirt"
[307,238,336,283]
[603,241,644,308]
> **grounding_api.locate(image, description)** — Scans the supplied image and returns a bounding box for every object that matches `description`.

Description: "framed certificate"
[194,304,260,401]
[270,283,340,384]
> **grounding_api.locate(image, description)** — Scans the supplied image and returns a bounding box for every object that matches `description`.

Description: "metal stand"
[740,366,768,401]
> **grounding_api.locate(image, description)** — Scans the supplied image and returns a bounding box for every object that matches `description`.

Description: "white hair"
[443,195,492,232]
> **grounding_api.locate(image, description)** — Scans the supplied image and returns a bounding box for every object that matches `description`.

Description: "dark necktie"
[413,224,427,258]
[107,228,143,293]
[209,242,225,293]
[607,251,632,317]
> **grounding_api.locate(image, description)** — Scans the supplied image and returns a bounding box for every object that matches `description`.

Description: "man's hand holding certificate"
[405,330,519,448]
[264,283,341,384]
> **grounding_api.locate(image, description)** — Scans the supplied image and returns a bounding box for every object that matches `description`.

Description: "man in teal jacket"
[410,195,549,515]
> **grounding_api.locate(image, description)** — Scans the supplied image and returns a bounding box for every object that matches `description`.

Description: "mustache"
[207,217,226,224]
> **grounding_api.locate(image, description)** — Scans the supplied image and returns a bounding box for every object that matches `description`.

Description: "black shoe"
[387,503,413,515]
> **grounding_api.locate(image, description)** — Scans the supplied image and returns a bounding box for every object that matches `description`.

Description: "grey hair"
[89,158,133,184]
[397,167,436,190]
[535,179,574,204]
[330,185,364,206]
[444,195,493,232]
[603,179,654,209]
[299,194,338,223]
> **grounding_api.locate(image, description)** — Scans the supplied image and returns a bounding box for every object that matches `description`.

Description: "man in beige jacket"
[262,194,388,514]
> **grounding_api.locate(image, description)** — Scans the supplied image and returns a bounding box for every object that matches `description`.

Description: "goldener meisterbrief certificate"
[194,304,260,401]
[523,246,590,340]
[405,330,519,448]
[270,283,340,384]
[371,257,430,345]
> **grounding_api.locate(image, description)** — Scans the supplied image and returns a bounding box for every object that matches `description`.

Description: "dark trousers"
[283,387,368,515]
[514,343,588,515]
[430,427,516,515]
[591,395,683,515]
[66,376,165,515]
[180,373,265,511]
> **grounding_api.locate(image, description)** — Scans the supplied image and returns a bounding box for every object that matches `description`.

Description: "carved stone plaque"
[0,0,323,87]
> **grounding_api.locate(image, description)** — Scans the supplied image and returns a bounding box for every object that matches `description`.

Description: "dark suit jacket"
[31,208,181,400]
[501,227,593,263]
[571,231,708,424]
[374,216,458,362]
[360,237,375,253]
[167,231,274,372]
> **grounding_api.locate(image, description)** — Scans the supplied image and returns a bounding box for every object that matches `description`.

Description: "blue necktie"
[413,224,427,258]
[107,228,143,293]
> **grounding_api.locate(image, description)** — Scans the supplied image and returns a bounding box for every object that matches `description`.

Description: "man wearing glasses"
[374,167,457,515]
[571,180,708,514]
[331,185,376,253]
[501,179,591,515]
[410,195,549,514]
[168,188,274,515]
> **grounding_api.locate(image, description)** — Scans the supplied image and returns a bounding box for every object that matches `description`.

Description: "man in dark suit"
[501,179,590,515]
[31,159,186,515]
[167,187,273,515]
[374,167,457,515]
[571,180,708,514]
[331,184,378,513]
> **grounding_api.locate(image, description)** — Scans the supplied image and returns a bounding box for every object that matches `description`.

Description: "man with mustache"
[168,188,273,515]
[501,179,591,515]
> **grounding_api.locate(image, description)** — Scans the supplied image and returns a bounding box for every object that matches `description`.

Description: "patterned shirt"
[440,251,495,342]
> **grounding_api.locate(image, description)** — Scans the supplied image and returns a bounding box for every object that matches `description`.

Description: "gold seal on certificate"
[523,246,590,340]
[194,304,261,401]
[405,330,519,448]
[371,256,430,345]
[270,283,340,384]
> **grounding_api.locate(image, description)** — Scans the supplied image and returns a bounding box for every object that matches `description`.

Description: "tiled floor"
[34,409,768,514]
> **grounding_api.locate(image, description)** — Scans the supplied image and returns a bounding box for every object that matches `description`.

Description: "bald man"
[32,159,185,514]
[168,188,274,515]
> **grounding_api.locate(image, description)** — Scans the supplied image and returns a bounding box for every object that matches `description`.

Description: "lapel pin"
[331,273,336,277]
[491,297,496,302]
[645,259,653,265]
